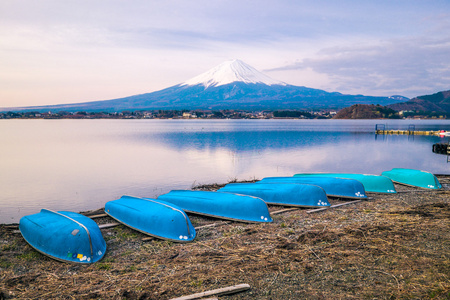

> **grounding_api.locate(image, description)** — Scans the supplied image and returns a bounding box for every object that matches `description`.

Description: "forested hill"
[333,104,399,119]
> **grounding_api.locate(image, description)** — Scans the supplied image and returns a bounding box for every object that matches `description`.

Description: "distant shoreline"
[2,110,448,120]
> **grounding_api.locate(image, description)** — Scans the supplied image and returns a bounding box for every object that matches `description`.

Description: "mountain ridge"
[387,90,450,112]
[1,60,405,112]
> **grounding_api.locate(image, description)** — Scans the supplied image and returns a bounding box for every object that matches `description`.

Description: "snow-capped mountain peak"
[181,59,286,88]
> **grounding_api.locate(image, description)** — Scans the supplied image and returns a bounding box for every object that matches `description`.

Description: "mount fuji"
[182,59,286,88]
[2,59,403,112]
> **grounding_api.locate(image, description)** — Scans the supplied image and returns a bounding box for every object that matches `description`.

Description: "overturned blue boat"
[258,177,367,199]
[157,190,272,223]
[218,183,330,207]
[381,168,442,190]
[105,196,196,242]
[293,173,396,194]
[19,209,106,264]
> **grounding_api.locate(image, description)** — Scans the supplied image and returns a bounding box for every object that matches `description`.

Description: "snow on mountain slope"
[182,59,286,88]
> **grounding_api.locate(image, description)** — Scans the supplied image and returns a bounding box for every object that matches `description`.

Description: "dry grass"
[0,178,449,299]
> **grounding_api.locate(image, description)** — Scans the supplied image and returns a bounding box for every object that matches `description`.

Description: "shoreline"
[1,178,449,299]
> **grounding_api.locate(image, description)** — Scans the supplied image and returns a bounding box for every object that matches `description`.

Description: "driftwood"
[306,200,363,214]
[397,190,440,193]
[271,207,299,215]
[87,213,108,219]
[98,222,120,229]
[195,221,230,230]
[169,283,250,300]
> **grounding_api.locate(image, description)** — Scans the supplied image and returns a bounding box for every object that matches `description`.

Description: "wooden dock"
[374,124,450,136]
[375,129,447,136]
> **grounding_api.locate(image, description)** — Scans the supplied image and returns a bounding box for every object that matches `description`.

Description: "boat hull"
[105,196,196,242]
[218,183,330,207]
[19,209,106,264]
[294,173,396,194]
[157,190,272,223]
[258,177,367,199]
[381,168,442,189]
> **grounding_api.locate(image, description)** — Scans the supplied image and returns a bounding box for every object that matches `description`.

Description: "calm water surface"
[1,119,449,223]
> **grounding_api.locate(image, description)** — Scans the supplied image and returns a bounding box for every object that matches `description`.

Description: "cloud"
[267,37,450,97]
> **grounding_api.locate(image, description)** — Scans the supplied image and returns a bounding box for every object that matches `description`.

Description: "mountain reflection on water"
[140,131,355,151]
[0,119,449,223]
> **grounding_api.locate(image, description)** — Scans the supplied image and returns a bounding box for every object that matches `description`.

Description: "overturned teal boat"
[293,173,396,194]
[381,168,442,190]
[19,209,106,264]
[105,196,196,242]
[258,177,367,199]
[157,190,272,223]
[218,183,330,207]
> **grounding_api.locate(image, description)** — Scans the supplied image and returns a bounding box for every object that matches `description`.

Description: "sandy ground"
[0,177,449,299]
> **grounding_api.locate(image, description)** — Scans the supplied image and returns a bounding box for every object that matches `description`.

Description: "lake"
[1,119,449,224]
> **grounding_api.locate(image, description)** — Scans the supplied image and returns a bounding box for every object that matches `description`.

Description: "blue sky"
[1,0,449,107]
